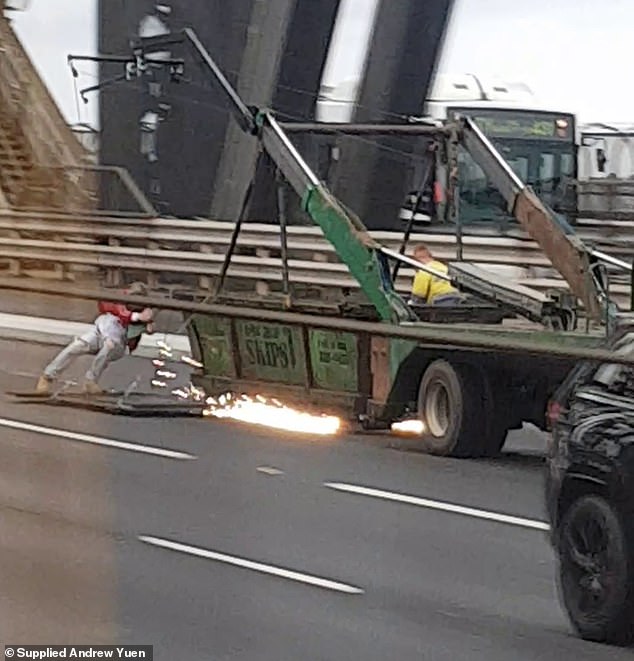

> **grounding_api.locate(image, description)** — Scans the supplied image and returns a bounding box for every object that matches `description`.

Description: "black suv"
[546,321,634,645]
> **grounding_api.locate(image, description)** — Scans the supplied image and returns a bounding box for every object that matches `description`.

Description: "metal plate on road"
[5,391,207,417]
[6,391,55,399]
[7,389,126,397]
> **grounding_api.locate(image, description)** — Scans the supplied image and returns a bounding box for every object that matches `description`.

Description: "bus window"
[455,147,507,226]
[538,153,555,194]
[560,152,575,178]
[508,155,529,182]
[453,142,575,228]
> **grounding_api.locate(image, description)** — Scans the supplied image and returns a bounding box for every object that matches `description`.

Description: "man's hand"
[145,322,155,335]
[137,307,154,323]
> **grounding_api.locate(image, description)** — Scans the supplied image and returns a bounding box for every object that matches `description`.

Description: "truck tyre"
[417,359,484,457]
[558,495,634,645]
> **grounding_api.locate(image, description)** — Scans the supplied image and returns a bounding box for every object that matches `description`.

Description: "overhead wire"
[173,77,430,166]
[68,35,434,164]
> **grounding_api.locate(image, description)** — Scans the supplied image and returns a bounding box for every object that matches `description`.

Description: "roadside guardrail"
[0,208,631,308]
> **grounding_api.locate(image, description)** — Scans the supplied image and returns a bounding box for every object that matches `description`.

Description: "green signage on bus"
[449,108,574,142]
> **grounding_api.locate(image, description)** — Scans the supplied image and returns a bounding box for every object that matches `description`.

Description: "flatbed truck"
[124,29,629,457]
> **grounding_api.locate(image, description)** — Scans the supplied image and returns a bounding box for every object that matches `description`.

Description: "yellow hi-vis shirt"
[411,260,458,303]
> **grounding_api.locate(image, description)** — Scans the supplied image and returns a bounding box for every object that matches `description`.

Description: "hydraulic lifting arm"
[136,28,415,324]
[255,110,416,323]
[460,117,605,321]
[123,29,608,324]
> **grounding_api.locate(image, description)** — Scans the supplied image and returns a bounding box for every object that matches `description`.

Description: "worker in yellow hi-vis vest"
[409,243,464,306]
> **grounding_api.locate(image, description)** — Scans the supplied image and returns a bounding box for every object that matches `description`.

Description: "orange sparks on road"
[391,419,425,435]
[204,393,341,436]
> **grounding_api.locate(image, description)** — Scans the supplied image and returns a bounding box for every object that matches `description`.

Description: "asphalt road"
[0,339,632,660]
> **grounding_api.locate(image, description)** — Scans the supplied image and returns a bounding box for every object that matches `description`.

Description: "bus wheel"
[417,359,484,457]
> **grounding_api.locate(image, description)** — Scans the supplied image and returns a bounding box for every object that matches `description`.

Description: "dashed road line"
[256,466,284,476]
[0,417,195,460]
[324,482,550,531]
[139,534,365,594]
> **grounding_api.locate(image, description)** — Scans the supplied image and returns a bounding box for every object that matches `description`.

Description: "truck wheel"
[558,495,634,645]
[417,359,484,457]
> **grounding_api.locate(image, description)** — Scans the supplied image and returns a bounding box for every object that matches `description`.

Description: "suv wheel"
[558,494,634,645]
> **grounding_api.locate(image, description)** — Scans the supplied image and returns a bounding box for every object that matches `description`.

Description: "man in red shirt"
[36,282,154,395]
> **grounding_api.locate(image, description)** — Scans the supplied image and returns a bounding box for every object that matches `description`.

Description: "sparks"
[391,419,425,435]
[182,355,203,368]
[189,385,205,401]
[156,370,177,379]
[205,392,341,436]
[171,388,190,399]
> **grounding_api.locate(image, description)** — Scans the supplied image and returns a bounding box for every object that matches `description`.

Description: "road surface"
[0,338,631,659]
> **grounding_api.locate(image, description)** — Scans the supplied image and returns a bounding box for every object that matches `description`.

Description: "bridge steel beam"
[333,0,455,230]
[211,0,342,223]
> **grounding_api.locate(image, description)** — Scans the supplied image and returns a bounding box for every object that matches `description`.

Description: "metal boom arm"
[165,28,415,323]
[460,116,605,320]
[131,29,609,324]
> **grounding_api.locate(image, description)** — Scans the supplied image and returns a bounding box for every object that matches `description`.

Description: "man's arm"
[98,302,154,325]
[125,318,155,354]
[411,271,431,303]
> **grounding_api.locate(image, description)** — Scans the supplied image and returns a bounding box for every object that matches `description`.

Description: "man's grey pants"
[44,314,126,382]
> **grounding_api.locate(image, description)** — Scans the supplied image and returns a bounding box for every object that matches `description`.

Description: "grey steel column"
[334,0,455,230]
[246,0,342,224]
[209,0,297,221]
[98,0,145,208]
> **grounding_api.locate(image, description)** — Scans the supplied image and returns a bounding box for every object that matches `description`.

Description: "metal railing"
[577,179,634,222]
[0,208,632,260]
[0,209,631,309]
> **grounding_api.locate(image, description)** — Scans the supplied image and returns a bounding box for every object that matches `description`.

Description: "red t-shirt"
[98,301,135,326]
[98,301,146,352]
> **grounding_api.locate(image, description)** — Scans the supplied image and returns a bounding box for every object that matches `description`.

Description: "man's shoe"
[35,375,52,395]
[83,380,104,395]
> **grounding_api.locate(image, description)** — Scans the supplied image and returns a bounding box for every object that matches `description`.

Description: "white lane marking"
[256,466,284,476]
[324,482,550,531]
[0,417,195,460]
[139,534,365,594]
